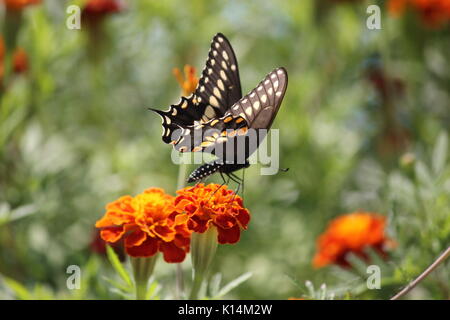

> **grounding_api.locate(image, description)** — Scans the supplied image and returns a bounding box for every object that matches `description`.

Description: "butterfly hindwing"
[223,67,288,159]
[228,67,287,129]
[173,68,288,161]
[149,96,206,144]
[173,114,247,154]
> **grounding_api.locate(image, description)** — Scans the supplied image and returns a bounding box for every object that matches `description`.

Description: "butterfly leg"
[209,172,229,200]
[228,180,242,206]
[225,172,242,184]
[219,171,227,185]
[224,172,244,205]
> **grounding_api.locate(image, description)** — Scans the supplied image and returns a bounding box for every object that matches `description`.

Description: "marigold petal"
[187,215,209,233]
[95,215,115,228]
[173,232,191,249]
[105,211,135,226]
[153,225,176,242]
[106,195,135,212]
[214,213,236,229]
[236,208,250,228]
[126,237,158,257]
[159,241,187,263]
[217,224,241,244]
[100,226,125,243]
[125,229,147,247]
[174,213,189,225]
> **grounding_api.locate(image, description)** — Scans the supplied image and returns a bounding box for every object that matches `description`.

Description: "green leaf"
[109,287,132,300]
[2,277,31,300]
[102,276,133,293]
[145,280,160,300]
[215,272,252,298]
[432,132,448,175]
[208,273,222,298]
[10,204,37,222]
[106,245,132,287]
[346,252,369,277]
[415,161,434,187]
[0,203,37,227]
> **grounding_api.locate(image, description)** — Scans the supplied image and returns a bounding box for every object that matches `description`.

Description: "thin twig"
[390,246,450,300]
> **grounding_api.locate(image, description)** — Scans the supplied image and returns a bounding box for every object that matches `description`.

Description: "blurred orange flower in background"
[388,0,450,27]
[12,47,27,73]
[175,183,250,244]
[0,37,4,81]
[2,0,40,11]
[173,65,199,96]
[95,188,191,263]
[0,37,29,81]
[82,0,123,24]
[313,212,394,268]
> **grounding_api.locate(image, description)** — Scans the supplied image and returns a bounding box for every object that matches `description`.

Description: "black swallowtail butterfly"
[150,33,288,184]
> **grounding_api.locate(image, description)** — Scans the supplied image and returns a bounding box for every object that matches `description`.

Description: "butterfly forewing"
[195,33,242,120]
[150,33,242,144]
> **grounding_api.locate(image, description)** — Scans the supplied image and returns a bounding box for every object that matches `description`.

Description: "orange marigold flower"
[175,183,250,244]
[95,188,191,263]
[173,64,199,96]
[313,212,394,268]
[388,0,450,28]
[2,0,40,10]
[12,47,27,74]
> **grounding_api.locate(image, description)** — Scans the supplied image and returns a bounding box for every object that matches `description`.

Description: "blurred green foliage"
[0,0,449,299]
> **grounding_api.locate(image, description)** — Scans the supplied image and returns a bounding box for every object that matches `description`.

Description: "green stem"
[131,255,158,300]
[189,270,204,300]
[189,228,218,300]
[135,281,148,301]
[175,158,189,299]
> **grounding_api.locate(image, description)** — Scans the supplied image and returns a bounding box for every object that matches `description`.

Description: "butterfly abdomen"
[187,160,250,183]
[187,161,224,183]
